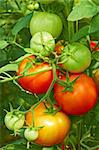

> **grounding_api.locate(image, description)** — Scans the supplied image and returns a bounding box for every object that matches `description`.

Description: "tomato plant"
[60,42,91,73]
[54,73,98,115]
[30,12,63,38]
[26,102,71,146]
[17,55,53,94]
[0,0,99,149]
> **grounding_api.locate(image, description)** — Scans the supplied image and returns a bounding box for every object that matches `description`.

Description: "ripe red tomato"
[26,102,71,146]
[54,73,98,115]
[17,55,53,94]
[90,41,99,51]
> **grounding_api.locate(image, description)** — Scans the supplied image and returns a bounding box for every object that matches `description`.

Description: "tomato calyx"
[43,102,61,115]
[57,72,79,92]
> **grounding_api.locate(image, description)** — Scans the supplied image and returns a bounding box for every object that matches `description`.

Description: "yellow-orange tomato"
[26,102,71,146]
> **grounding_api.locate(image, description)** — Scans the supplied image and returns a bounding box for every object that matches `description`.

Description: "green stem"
[0,67,52,83]
[76,21,79,32]
[32,63,57,110]
[13,41,24,50]
[68,21,74,42]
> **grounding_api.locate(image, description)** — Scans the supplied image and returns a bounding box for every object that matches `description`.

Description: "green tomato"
[30,12,63,38]
[61,42,91,73]
[24,128,39,141]
[37,0,55,4]
[30,31,55,56]
[4,110,25,131]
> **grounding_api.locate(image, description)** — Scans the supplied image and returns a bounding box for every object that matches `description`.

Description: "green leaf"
[0,64,18,73]
[0,40,9,49]
[68,0,98,21]
[92,51,99,61]
[12,13,33,36]
[89,14,99,33]
[71,25,89,42]
[12,54,32,63]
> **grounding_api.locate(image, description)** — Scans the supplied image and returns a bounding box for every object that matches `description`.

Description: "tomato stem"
[32,63,57,109]
[0,67,52,83]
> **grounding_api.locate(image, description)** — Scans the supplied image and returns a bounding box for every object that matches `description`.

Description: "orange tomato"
[26,102,71,146]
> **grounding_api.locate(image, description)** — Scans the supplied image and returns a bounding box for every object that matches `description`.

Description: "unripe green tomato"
[4,111,25,131]
[37,0,55,4]
[30,31,55,56]
[24,128,39,141]
[61,42,91,73]
[30,12,63,38]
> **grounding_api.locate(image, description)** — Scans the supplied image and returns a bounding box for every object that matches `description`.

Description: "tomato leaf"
[71,25,89,42]
[12,13,33,36]
[68,0,98,21]
[0,64,18,73]
[92,51,99,61]
[0,40,9,49]
[89,14,99,33]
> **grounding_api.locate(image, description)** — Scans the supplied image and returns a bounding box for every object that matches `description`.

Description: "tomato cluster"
[4,11,99,149]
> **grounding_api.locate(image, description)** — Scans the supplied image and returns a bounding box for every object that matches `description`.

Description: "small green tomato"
[24,128,39,141]
[4,110,25,131]
[30,31,55,57]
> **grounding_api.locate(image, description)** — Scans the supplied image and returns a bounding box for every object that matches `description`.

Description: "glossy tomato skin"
[17,55,53,94]
[26,102,71,146]
[54,74,98,115]
[30,12,63,38]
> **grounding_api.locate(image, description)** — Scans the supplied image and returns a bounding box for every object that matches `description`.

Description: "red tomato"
[17,55,53,94]
[26,102,71,146]
[90,41,99,51]
[54,73,98,115]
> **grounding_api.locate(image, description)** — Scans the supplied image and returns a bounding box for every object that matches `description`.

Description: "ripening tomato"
[30,12,63,38]
[54,73,98,115]
[26,102,71,146]
[60,42,91,73]
[17,55,53,94]
[90,41,99,51]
